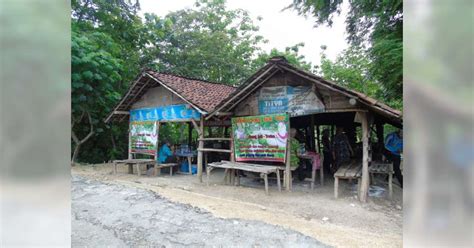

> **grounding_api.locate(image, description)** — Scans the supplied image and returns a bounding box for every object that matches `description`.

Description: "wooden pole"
[376,122,384,148]
[197,116,204,182]
[359,112,370,202]
[316,125,320,154]
[285,122,291,191]
[188,122,193,147]
[128,121,132,159]
[310,115,315,151]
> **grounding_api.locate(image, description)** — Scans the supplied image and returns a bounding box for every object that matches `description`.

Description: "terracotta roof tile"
[147,71,236,113]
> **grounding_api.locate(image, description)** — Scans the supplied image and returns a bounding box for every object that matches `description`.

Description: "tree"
[145,0,266,84]
[287,0,403,103]
[71,30,123,164]
[317,46,401,109]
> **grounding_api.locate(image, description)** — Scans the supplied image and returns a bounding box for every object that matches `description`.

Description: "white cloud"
[138,0,349,66]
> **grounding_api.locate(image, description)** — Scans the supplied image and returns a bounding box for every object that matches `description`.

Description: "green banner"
[232,114,289,162]
[130,121,158,155]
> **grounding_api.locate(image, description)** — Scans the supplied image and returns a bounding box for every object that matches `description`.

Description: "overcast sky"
[139,0,349,66]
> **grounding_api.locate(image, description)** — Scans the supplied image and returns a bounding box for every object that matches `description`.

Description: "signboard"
[130,104,200,122]
[232,114,289,162]
[130,121,158,155]
[258,86,325,116]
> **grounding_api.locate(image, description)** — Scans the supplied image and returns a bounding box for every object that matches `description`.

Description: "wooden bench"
[369,161,394,199]
[334,161,362,198]
[153,163,179,176]
[112,159,156,176]
[207,161,281,195]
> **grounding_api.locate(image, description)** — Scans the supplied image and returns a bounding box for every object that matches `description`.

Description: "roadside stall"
[105,70,236,178]
[205,57,402,202]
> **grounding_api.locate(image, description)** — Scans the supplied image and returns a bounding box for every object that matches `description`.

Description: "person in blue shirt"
[384,130,403,187]
[158,141,176,164]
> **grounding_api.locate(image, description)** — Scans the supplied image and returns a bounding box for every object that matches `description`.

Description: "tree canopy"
[288,0,403,105]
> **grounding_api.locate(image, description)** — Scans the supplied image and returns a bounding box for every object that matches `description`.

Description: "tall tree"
[145,0,266,84]
[287,0,403,103]
[71,30,123,164]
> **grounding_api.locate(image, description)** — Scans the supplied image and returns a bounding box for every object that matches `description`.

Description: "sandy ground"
[72,175,327,247]
[72,163,403,247]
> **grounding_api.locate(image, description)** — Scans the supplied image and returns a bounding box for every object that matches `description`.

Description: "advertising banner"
[258,86,325,116]
[130,104,200,122]
[130,121,158,155]
[232,114,289,162]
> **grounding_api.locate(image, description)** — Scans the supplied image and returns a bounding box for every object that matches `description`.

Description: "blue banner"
[258,98,288,115]
[258,86,325,116]
[130,104,201,121]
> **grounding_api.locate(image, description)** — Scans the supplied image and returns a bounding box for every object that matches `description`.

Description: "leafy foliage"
[287,0,403,104]
[146,0,266,84]
[317,46,401,109]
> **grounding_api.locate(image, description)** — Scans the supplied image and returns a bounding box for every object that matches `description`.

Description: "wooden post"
[113,161,117,174]
[230,127,235,163]
[359,112,370,202]
[276,170,281,192]
[188,122,193,147]
[388,162,393,199]
[285,132,291,191]
[197,116,204,182]
[316,125,321,154]
[310,115,315,151]
[376,122,384,148]
[155,122,160,174]
[128,122,132,159]
[187,156,192,175]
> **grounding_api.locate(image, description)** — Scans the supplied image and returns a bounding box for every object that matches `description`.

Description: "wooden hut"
[105,70,236,179]
[205,57,402,201]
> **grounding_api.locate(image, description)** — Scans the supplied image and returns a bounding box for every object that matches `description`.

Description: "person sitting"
[384,129,403,187]
[158,141,176,164]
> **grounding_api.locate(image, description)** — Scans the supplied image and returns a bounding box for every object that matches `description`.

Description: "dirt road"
[72,175,328,247]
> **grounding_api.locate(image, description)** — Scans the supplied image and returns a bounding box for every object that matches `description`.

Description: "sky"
[138,0,349,66]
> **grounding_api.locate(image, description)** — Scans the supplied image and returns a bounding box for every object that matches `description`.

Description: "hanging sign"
[258,86,325,116]
[232,113,289,162]
[130,121,158,155]
[130,104,200,122]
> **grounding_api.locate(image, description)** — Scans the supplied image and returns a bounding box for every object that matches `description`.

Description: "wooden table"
[298,153,324,190]
[175,153,196,175]
[112,159,156,176]
[207,161,281,195]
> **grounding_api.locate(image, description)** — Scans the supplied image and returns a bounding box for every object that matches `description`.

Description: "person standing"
[321,129,333,176]
[332,127,353,173]
[384,130,403,187]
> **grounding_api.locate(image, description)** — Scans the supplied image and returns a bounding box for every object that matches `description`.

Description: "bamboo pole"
[359,112,370,202]
[197,116,204,182]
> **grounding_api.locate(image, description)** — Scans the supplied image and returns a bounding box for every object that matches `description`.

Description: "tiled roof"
[105,70,236,122]
[147,71,236,113]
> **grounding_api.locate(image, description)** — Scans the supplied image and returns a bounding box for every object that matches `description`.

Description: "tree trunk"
[71,142,81,166]
[71,110,94,166]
